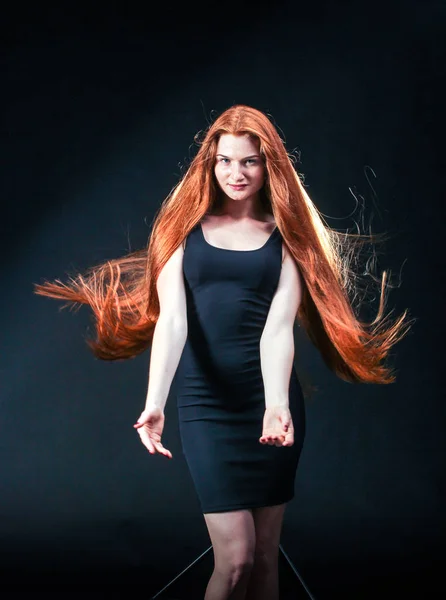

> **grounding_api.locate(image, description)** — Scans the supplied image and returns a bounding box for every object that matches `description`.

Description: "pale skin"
[134,133,303,599]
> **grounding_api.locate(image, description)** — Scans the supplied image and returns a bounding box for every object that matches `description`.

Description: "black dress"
[175,222,306,514]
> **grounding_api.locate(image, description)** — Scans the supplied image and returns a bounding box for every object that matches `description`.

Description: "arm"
[260,244,303,409]
[144,243,188,411]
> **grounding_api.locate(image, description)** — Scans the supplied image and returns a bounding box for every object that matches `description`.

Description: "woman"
[35,104,413,600]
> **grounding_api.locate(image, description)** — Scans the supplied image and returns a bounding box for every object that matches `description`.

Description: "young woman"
[35,104,413,600]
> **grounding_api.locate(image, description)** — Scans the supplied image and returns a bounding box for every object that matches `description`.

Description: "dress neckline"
[199,222,278,253]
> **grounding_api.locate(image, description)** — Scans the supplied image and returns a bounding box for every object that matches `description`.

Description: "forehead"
[216,133,260,156]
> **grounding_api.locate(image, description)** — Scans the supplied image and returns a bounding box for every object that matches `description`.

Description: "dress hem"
[201,494,294,514]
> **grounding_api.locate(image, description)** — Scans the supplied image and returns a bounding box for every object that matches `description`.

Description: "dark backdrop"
[2,1,444,598]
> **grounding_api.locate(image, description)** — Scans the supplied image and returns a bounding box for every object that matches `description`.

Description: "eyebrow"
[216,154,261,160]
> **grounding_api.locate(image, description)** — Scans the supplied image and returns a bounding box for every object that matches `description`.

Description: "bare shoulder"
[264,213,276,229]
[265,213,276,224]
[201,213,219,229]
[266,222,277,239]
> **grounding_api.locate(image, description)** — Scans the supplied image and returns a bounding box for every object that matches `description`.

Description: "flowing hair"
[34,104,414,384]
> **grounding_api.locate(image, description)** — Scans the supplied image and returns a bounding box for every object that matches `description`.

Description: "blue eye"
[217,157,258,165]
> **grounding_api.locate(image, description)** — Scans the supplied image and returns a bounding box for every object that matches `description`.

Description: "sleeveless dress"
[175,221,306,514]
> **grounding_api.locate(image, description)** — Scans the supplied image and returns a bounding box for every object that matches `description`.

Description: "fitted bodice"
[177,222,283,393]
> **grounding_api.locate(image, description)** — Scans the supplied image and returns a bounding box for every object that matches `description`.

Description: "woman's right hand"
[133,406,173,459]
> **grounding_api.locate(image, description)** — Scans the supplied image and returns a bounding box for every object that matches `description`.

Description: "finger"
[262,432,284,447]
[143,440,156,454]
[154,441,172,458]
[142,440,156,454]
[138,430,156,454]
[269,434,281,445]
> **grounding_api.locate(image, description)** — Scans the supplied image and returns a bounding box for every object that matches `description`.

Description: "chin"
[226,188,254,199]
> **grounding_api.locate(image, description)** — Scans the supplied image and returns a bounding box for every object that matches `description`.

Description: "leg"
[245,503,287,600]
[203,508,256,600]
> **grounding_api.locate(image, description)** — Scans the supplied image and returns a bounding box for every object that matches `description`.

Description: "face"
[214,134,265,203]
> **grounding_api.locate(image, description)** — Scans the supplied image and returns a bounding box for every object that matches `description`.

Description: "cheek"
[214,165,227,184]
[254,168,266,185]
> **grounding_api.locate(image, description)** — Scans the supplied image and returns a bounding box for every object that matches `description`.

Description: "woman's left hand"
[259,406,294,447]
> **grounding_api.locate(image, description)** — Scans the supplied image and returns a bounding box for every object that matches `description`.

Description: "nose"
[230,162,245,182]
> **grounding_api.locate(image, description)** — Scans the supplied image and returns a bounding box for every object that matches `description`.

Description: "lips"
[229,184,247,190]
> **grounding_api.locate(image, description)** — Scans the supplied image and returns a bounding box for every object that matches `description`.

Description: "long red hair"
[34,104,414,384]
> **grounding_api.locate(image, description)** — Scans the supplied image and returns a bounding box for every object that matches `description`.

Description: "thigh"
[252,503,287,559]
[204,509,256,570]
